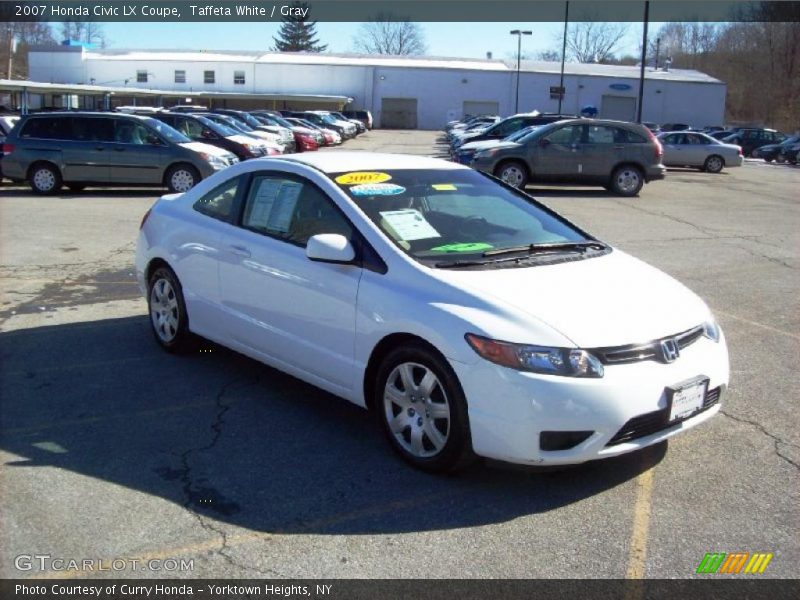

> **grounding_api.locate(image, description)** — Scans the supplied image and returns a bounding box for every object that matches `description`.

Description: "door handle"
[228,244,251,258]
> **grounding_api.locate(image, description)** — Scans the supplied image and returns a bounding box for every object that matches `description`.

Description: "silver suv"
[470,118,666,196]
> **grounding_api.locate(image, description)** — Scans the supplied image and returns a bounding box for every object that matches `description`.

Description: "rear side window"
[615,128,647,143]
[20,117,72,140]
[72,118,114,142]
[193,176,240,222]
[586,126,616,144]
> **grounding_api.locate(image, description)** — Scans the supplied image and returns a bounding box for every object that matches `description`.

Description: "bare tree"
[1,22,56,78]
[536,49,561,62]
[353,14,426,56]
[564,22,629,63]
[59,21,107,48]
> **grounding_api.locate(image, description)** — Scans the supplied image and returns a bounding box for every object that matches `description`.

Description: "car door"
[218,171,361,392]
[528,123,584,180]
[108,119,164,184]
[62,116,112,183]
[681,133,708,165]
[659,133,682,165]
[579,124,619,179]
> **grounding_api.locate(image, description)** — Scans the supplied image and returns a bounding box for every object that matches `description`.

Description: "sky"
[95,21,653,60]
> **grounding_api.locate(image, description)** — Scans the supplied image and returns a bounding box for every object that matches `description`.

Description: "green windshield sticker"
[430,242,494,253]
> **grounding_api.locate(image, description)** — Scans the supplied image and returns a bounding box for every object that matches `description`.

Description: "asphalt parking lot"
[1,129,798,580]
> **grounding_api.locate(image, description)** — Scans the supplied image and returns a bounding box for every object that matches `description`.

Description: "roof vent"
[486,52,493,60]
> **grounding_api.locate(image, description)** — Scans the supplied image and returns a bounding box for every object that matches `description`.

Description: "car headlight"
[703,319,721,343]
[465,334,604,378]
[199,153,228,170]
[474,148,499,159]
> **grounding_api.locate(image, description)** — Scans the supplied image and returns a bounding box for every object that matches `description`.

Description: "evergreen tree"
[272,2,327,52]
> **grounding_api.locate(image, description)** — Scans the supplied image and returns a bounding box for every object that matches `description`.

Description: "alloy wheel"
[150,278,180,343]
[383,362,451,458]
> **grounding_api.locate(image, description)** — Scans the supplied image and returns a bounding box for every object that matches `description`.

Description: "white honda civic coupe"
[135,152,729,472]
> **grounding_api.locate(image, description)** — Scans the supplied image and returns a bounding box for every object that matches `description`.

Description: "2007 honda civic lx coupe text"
[135,152,729,472]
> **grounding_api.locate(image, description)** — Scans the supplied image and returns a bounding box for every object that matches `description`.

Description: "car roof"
[23,111,152,122]
[271,151,471,173]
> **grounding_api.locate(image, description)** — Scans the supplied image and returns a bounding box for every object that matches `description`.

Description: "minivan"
[2,112,238,194]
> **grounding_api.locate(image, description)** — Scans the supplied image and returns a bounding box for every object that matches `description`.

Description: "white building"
[27,46,727,129]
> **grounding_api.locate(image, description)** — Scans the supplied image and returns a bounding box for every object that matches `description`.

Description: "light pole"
[557,2,569,114]
[510,29,532,114]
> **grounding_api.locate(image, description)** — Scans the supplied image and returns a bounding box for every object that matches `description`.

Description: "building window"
[136,70,148,83]
[174,70,186,84]
[234,71,245,85]
[204,70,215,84]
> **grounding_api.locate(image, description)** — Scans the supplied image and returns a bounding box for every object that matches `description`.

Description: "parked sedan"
[657,131,743,172]
[200,113,285,151]
[153,112,276,161]
[751,135,800,162]
[471,119,665,196]
[137,152,728,472]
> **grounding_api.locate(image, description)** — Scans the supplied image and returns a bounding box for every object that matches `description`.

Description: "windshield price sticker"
[335,172,392,185]
[379,209,441,241]
[432,184,457,191]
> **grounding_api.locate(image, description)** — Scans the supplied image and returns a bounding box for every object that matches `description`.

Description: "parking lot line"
[715,309,800,340]
[625,465,655,582]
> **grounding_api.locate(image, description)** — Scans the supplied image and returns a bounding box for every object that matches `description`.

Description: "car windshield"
[196,116,238,137]
[510,126,542,143]
[240,113,263,128]
[142,117,189,143]
[218,116,253,133]
[263,114,294,128]
[331,168,590,266]
[320,114,340,125]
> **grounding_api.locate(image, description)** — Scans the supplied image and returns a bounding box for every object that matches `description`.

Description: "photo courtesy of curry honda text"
[135,152,729,473]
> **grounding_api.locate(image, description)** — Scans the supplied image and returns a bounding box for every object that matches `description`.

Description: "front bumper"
[450,332,729,466]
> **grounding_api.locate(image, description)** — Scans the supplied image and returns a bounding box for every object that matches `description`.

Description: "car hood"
[179,142,231,158]
[460,139,510,152]
[228,134,261,146]
[432,249,710,347]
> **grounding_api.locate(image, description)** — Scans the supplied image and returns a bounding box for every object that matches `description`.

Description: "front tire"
[375,343,474,473]
[165,164,200,193]
[147,266,193,353]
[495,161,529,189]
[29,163,62,195]
[610,165,644,196]
[704,155,724,173]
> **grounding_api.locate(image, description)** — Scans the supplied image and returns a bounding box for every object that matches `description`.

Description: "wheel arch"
[363,333,458,413]
[162,161,200,188]
[26,159,61,181]
[494,157,531,178]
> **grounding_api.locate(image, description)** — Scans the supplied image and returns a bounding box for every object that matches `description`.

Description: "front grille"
[606,386,721,446]
[593,325,705,365]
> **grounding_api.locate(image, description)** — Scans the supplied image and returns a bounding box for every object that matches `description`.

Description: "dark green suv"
[470,118,666,196]
[2,112,238,194]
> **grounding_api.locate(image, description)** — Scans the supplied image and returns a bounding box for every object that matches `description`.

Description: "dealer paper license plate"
[668,378,708,422]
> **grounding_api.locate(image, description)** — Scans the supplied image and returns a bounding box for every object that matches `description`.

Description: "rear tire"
[375,343,475,473]
[147,266,194,353]
[495,161,529,189]
[29,163,62,195]
[704,155,724,173]
[610,165,644,196]
[165,164,200,193]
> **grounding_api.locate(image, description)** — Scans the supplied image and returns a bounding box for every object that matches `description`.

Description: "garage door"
[381,98,418,129]
[463,101,500,118]
[601,95,637,121]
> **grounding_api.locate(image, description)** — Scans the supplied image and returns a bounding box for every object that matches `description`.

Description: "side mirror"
[538,138,551,147]
[306,234,356,264]
[145,135,163,145]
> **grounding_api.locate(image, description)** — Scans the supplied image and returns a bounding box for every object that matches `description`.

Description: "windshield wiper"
[482,241,607,257]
